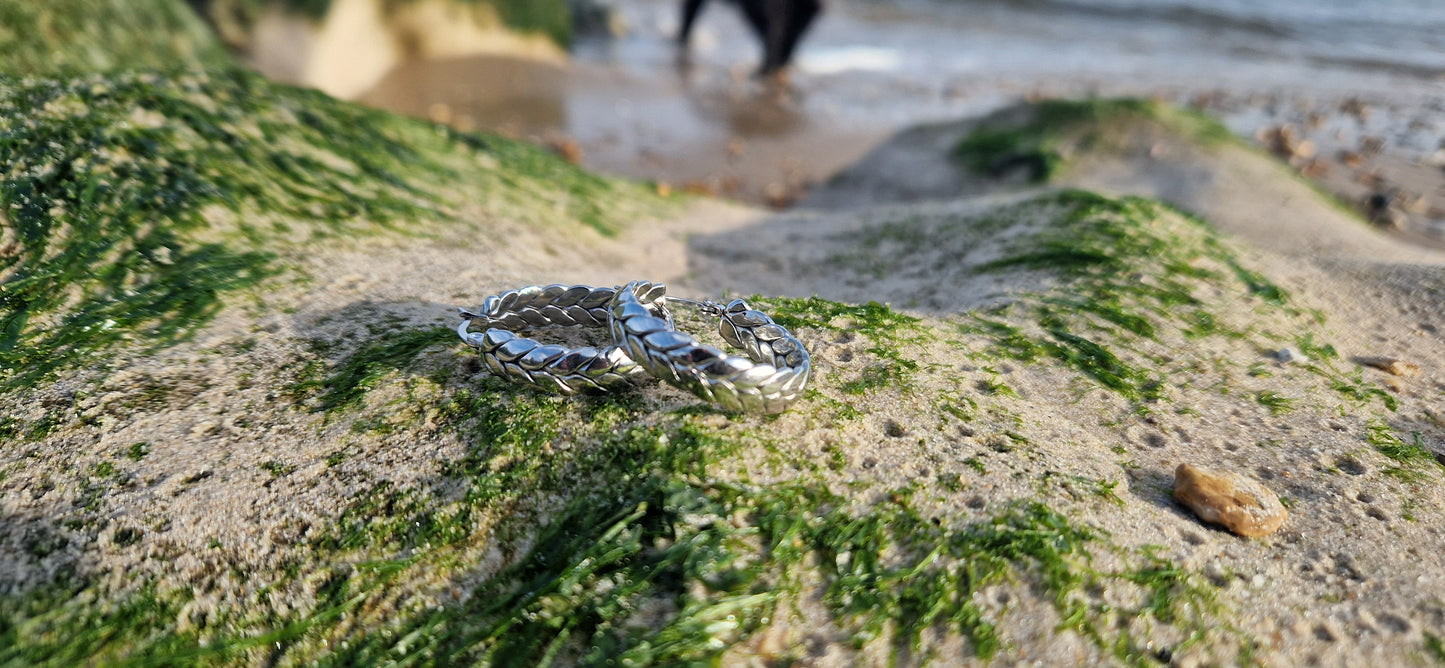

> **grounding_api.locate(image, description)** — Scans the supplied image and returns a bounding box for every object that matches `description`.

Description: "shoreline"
[358,48,1445,249]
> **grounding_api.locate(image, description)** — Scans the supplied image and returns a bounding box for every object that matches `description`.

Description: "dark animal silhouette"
[677,0,823,76]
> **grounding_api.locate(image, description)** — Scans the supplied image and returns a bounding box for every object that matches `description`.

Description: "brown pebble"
[1299,158,1329,178]
[545,136,583,164]
[1293,139,1317,161]
[1174,464,1287,537]
[681,181,717,197]
[1357,356,1422,377]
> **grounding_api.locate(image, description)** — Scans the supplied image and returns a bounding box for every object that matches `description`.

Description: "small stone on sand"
[1174,463,1287,538]
[1276,347,1306,364]
[545,136,583,165]
[1356,356,1421,377]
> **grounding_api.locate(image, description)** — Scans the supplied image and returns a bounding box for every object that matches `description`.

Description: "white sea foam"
[799,46,904,74]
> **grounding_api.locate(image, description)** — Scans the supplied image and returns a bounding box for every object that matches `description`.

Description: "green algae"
[959,192,1224,402]
[1427,632,1445,663]
[1366,419,1443,482]
[0,68,420,390]
[286,476,1213,665]
[944,190,1402,420]
[759,295,922,339]
[1254,391,1296,415]
[0,561,406,667]
[1041,318,1159,401]
[273,370,1216,665]
[0,582,192,667]
[0,343,1224,666]
[953,98,1233,183]
[840,353,920,395]
[0,0,231,76]
[758,296,930,396]
[293,326,456,412]
[125,443,150,460]
[0,68,660,392]
[482,0,573,46]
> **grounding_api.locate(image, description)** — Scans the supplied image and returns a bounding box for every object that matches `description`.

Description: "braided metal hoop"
[608,281,811,414]
[459,282,669,394]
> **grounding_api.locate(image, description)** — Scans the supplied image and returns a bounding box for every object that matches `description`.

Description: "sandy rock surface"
[3,72,1445,667]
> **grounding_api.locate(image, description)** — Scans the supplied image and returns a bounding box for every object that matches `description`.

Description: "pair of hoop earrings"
[458,281,811,414]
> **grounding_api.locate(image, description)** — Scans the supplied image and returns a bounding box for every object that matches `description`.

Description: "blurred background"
[189,0,1444,231]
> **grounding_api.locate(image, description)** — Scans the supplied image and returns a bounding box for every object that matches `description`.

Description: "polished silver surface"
[608,281,811,414]
[459,282,668,394]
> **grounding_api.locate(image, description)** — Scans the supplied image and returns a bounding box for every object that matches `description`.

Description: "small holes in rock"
[1377,613,1410,634]
[1336,457,1367,475]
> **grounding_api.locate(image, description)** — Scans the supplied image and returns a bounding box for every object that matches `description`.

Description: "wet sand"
[360,55,891,207]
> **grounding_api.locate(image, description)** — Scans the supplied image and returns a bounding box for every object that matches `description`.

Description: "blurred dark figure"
[677,0,823,76]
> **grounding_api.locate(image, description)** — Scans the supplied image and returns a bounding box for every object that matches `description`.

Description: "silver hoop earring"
[608,281,811,414]
[459,282,669,394]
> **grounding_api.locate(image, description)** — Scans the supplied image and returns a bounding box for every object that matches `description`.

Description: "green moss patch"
[957,192,1237,402]
[292,326,457,412]
[390,488,1215,666]
[940,190,1396,415]
[0,0,230,76]
[0,318,1227,665]
[1367,419,1444,482]
[758,296,930,396]
[952,98,1233,183]
[2,415,1219,666]
[0,68,662,391]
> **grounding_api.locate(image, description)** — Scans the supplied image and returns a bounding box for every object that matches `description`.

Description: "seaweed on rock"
[0,68,659,391]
